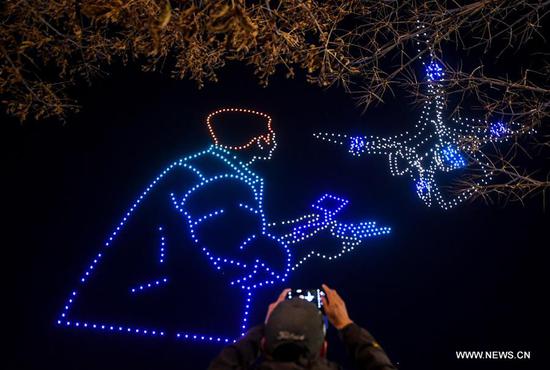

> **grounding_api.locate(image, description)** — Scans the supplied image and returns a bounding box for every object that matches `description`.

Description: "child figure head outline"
[206,108,277,163]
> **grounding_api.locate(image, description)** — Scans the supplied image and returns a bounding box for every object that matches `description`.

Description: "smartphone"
[287,288,326,310]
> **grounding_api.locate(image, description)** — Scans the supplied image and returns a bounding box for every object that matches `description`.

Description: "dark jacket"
[208,323,397,370]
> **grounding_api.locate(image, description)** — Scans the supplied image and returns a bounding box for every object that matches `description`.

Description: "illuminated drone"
[314,30,534,209]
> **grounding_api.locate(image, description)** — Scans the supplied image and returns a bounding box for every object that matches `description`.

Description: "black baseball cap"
[264,298,326,361]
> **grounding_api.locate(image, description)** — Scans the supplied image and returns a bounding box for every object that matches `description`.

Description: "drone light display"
[57,108,391,344]
[314,25,535,210]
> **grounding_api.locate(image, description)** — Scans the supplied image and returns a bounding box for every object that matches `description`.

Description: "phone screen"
[287,289,326,310]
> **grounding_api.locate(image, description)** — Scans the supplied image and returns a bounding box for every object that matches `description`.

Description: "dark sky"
[3,59,548,370]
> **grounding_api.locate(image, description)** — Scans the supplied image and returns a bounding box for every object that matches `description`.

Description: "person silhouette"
[57,108,391,342]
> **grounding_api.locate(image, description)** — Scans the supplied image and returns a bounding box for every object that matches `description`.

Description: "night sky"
[4,60,548,370]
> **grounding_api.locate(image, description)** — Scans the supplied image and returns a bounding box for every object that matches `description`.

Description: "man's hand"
[265,288,291,324]
[321,283,353,330]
